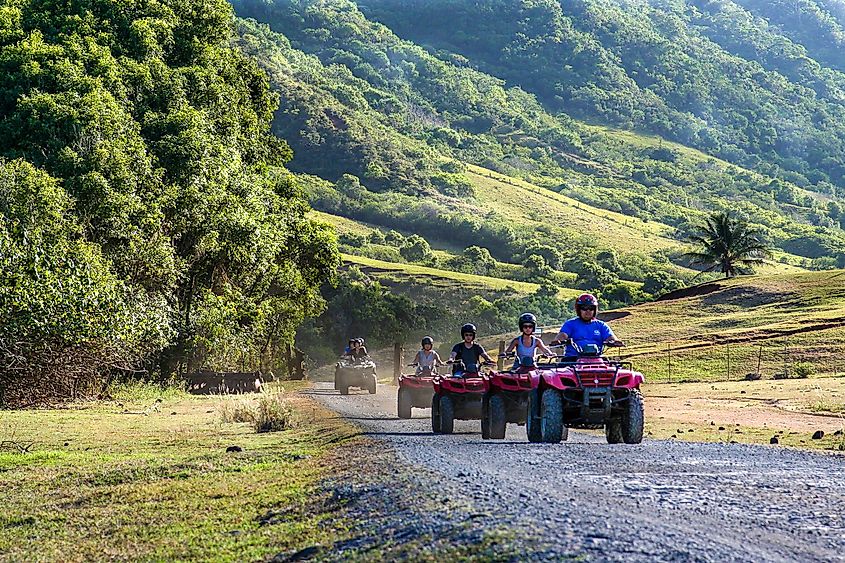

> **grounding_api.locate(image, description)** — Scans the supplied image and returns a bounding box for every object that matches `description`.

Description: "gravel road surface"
[305,382,845,562]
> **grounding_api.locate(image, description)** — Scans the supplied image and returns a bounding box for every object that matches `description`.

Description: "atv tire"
[398,388,412,419]
[481,395,491,440]
[621,389,645,444]
[488,394,507,440]
[540,389,564,443]
[431,394,442,433]
[605,420,624,444]
[367,374,377,394]
[526,389,542,443]
[439,395,455,435]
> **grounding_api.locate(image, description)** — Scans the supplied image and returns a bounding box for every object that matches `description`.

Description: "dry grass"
[218,392,296,433]
[0,385,357,562]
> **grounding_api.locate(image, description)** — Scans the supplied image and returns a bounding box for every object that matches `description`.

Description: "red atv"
[397,364,438,419]
[526,341,645,444]
[430,360,493,434]
[480,354,545,440]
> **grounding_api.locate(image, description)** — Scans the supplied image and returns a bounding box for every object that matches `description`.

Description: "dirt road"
[306,381,845,562]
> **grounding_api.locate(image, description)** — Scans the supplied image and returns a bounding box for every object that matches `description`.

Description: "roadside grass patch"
[219,392,296,433]
[0,390,358,561]
[106,379,188,403]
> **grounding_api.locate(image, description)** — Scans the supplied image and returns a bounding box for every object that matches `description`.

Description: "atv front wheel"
[431,394,442,433]
[540,389,564,443]
[367,374,377,394]
[398,388,412,419]
[481,395,491,440]
[526,389,542,443]
[621,389,645,444]
[488,394,507,440]
[605,420,623,444]
[439,395,455,434]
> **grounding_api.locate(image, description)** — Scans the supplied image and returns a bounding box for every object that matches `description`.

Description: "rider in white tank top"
[504,313,554,370]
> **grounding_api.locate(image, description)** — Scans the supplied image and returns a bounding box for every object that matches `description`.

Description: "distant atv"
[431,361,492,434]
[526,342,645,444]
[397,364,438,419]
[481,355,548,440]
[334,356,377,395]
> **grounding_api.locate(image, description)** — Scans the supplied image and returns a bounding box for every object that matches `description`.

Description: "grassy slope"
[605,270,845,381]
[341,253,579,299]
[467,164,806,276]
[477,270,845,382]
[0,383,358,561]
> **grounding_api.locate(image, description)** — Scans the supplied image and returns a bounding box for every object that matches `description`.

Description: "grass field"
[342,253,579,299]
[0,383,358,562]
[467,164,680,255]
[540,270,845,383]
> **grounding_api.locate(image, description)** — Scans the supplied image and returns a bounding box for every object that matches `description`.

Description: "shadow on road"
[361,431,478,437]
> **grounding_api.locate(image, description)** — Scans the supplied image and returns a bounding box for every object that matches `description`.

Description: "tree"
[642,271,685,297]
[400,235,433,262]
[0,0,338,390]
[455,246,496,275]
[685,212,771,277]
[574,261,618,292]
[523,254,554,279]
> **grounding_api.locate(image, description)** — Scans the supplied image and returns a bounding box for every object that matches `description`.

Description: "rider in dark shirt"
[448,323,493,375]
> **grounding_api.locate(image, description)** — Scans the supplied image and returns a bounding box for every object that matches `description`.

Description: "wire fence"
[625,335,845,383]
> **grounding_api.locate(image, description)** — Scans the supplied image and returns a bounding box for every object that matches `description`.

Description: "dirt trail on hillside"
[306,381,845,562]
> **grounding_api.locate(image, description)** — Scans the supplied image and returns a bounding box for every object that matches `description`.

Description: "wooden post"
[667,342,672,383]
[284,343,292,379]
[756,343,763,378]
[292,347,305,380]
[393,342,402,385]
[783,342,788,379]
[498,340,506,371]
[726,342,731,380]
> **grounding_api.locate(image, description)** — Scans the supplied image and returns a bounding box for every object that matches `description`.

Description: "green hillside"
[362,0,845,191]
[596,271,845,382]
[233,0,845,270]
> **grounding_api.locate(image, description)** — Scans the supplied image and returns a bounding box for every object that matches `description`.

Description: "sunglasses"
[580,306,596,311]
[521,324,535,330]
[462,333,475,337]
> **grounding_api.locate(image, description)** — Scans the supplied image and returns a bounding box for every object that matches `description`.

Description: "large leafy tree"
[685,212,771,278]
[0,0,337,401]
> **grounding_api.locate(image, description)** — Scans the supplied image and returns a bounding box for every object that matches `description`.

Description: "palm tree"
[685,212,772,278]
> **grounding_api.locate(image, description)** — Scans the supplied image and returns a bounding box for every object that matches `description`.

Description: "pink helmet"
[575,293,599,314]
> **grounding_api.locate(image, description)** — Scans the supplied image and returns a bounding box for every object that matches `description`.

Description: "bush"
[400,235,433,262]
[218,393,295,433]
[793,362,815,379]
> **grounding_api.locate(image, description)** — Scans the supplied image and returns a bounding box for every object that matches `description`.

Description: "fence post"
[756,343,763,378]
[393,342,402,385]
[284,343,292,379]
[498,340,506,371]
[292,347,305,380]
[783,342,788,379]
[667,342,672,383]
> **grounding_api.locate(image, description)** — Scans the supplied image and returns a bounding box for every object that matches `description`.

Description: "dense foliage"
[0,0,336,404]
[362,0,845,191]
[233,0,845,268]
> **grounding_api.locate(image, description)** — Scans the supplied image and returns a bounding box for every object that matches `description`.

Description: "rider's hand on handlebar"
[605,339,625,348]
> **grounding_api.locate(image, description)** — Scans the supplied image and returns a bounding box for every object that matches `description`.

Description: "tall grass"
[218,393,295,433]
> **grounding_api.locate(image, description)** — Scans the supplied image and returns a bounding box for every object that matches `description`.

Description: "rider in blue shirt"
[551,293,624,357]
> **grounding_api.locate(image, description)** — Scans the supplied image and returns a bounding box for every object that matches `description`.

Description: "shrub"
[253,393,296,432]
[218,393,295,432]
[793,362,815,379]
